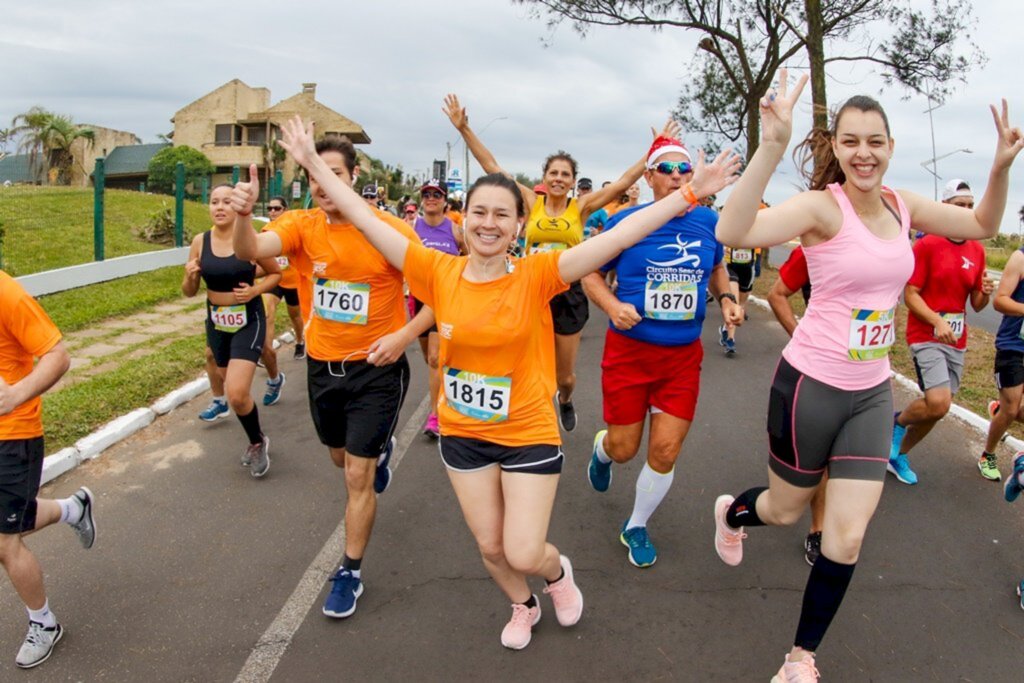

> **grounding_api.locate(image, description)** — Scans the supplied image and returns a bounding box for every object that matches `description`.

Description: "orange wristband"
[680,183,699,205]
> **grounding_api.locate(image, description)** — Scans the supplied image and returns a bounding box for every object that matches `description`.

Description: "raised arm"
[557,149,742,283]
[443,94,536,208]
[276,117,410,270]
[181,234,203,297]
[229,170,284,262]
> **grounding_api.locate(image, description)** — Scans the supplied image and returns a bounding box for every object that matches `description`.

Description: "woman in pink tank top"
[710,69,1023,682]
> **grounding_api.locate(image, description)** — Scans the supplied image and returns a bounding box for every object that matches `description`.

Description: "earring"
[505,256,515,274]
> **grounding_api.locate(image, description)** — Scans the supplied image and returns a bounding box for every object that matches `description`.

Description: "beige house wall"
[69,125,140,186]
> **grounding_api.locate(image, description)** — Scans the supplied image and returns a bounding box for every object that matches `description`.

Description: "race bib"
[731,248,753,264]
[444,367,511,423]
[529,242,568,255]
[275,256,290,270]
[313,279,370,325]
[210,305,247,333]
[940,312,965,341]
[848,307,896,361]
[644,281,698,321]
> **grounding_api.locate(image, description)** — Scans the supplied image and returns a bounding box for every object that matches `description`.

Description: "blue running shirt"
[600,204,723,347]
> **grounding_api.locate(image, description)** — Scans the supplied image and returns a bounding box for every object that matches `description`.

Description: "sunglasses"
[268,206,284,212]
[422,190,445,199]
[653,161,693,175]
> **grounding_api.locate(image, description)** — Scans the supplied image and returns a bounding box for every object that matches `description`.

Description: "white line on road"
[234,395,431,683]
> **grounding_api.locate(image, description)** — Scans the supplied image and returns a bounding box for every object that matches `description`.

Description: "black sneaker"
[294,342,306,360]
[804,531,822,566]
[556,392,577,432]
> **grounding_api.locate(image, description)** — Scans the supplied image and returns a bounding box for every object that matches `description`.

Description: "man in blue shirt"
[582,136,743,568]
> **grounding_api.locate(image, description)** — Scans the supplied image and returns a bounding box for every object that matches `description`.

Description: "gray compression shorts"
[766,357,892,487]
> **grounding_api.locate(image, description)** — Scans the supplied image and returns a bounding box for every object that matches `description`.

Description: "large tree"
[8,107,94,184]
[515,0,984,159]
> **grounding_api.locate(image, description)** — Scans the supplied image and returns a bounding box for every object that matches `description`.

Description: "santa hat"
[646,136,690,168]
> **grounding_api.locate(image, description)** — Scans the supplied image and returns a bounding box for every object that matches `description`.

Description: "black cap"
[577,177,593,190]
[361,184,379,198]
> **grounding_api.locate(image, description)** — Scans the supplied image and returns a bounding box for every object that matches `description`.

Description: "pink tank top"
[782,183,914,390]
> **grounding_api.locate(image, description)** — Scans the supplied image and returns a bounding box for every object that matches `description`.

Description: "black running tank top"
[200,230,255,293]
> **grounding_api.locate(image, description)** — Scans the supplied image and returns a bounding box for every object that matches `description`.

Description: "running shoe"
[1017,579,1024,611]
[15,622,62,669]
[198,399,229,422]
[713,494,746,566]
[1005,452,1024,502]
[770,652,820,683]
[422,413,440,439]
[886,453,918,485]
[588,430,612,492]
[262,372,286,406]
[500,598,541,650]
[374,436,396,494]
[804,531,821,567]
[889,415,906,461]
[322,568,363,618]
[718,324,728,347]
[248,436,270,478]
[620,522,657,568]
[724,337,736,356]
[978,452,1002,481]
[294,342,306,360]
[556,392,577,432]
[988,399,1000,418]
[542,555,584,627]
[69,486,96,550]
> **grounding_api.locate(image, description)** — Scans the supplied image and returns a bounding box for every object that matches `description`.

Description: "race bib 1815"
[444,367,512,423]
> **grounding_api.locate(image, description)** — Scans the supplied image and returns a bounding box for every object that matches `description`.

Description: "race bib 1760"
[210,305,247,333]
[848,307,896,361]
[313,279,370,325]
[444,367,512,422]
[644,281,698,321]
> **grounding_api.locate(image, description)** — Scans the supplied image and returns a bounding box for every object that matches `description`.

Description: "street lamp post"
[920,148,973,199]
[446,116,508,190]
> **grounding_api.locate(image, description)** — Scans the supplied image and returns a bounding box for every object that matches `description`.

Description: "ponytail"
[793,95,891,191]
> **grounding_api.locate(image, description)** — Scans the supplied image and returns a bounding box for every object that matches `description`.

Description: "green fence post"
[201,176,209,204]
[274,170,283,198]
[94,157,105,261]
[232,165,240,185]
[175,161,185,248]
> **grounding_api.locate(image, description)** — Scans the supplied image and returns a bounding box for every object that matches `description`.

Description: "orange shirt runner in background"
[270,208,420,362]
[0,271,63,439]
[403,243,568,447]
[446,210,463,227]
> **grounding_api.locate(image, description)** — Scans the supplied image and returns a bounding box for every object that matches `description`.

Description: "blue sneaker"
[322,568,364,618]
[724,337,736,356]
[588,430,612,492]
[262,372,286,406]
[889,416,907,461]
[718,325,728,347]
[1017,580,1024,611]
[374,436,396,494]
[887,452,918,485]
[1004,452,1024,502]
[620,522,657,568]
[198,399,229,422]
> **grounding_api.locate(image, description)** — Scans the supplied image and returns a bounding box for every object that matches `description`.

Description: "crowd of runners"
[1,70,1023,680]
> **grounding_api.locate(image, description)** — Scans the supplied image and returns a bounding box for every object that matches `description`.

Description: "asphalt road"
[3,305,1023,682]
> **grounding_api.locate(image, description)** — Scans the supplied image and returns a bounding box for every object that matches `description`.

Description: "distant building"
[0,124,140,187]
[101,142,171,190]
[170,80,371,189]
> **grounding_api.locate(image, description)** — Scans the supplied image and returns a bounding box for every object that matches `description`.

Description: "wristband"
[717,292,738,305]
[680,183,700,205]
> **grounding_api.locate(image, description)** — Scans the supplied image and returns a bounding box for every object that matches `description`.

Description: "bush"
[147,146,214,195]
[135,204,186,245]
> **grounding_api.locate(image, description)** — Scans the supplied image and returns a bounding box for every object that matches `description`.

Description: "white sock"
[267,374,281,384]
[341,565,362,579]
[58,496,82,525]
[625,463,675,529]
[595,433,612,464]
[212,395,226,404]
[27,601,57,628]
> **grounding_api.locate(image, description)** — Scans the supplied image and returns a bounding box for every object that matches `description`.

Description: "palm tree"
[9,107,94,184]
[44,114,94,185]
[10,106,52,183]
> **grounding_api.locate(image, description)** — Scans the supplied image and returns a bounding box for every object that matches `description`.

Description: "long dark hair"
[466,173,526,217]
[794,95,891,191]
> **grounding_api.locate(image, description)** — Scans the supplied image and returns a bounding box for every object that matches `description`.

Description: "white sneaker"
[16,621,63,669]
[69,486,96,549]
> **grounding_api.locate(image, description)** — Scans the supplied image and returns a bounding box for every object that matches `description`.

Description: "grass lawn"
[0,185,210,276]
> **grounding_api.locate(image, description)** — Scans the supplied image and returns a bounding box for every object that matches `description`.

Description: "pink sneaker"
[989,400,1000,418]
[770,652,820,682]
[543,555,583,626]
[713,494,747,566]
[500,599,541,650]
[423,412,440,438]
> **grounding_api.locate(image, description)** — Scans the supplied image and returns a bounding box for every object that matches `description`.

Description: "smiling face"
[308,150,353,214]
[831,108,894,193]
[542,158,575,199]
[464,184,523,259]
[208,186,235,228]
[420,188,446,216]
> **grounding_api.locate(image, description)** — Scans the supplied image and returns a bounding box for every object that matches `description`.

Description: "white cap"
[941,178,973,202]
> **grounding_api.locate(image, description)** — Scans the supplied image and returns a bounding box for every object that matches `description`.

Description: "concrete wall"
[69,126,141,187]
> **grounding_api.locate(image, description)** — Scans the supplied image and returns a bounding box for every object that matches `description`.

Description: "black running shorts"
[439,435,563,475]
[726,262,756,293]
[994,348,1024,390]
[205,298,266,367]
[550,281,589,335]
[0,437,44,534]
[268,285,300,307]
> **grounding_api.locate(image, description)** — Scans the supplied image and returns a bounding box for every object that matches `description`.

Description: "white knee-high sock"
[626,463,674,529]
[595,433,612,464]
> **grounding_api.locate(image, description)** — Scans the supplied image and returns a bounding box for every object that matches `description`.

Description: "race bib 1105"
[210,304,247,333]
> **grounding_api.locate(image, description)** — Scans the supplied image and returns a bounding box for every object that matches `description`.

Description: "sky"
[3,0,1022,232]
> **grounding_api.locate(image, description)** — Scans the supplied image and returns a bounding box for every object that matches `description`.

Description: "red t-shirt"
[905,235,985,349]
[778,246,809,294]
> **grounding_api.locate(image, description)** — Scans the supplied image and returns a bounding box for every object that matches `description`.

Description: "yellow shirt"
[524,197,583,255]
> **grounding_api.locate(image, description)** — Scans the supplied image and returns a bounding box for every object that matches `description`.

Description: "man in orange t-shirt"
[0,271,96,669]
[231,137,434,621]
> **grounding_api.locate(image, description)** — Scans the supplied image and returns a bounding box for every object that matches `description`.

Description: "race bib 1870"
[210,305,247,333]
[528,242,568,255]
[940,312,965,341]
[313,279,370,325]
[444,367,512,423]
[644,281,698,321]
[848,307,896,361]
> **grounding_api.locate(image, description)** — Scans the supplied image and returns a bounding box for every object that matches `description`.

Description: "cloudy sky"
[3,1,1022,231]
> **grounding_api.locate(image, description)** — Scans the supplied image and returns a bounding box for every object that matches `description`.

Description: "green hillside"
[0,186,212,275]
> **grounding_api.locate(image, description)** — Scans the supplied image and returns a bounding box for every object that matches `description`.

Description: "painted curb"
[41,447,81,484]
[152,378,211,415]
[75,408,156,460]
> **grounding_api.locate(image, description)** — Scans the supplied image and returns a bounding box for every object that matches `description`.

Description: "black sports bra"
[200,230,255,293]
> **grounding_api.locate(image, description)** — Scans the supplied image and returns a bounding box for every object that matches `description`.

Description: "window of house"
[246,126,267,146]
[214,124,242,147]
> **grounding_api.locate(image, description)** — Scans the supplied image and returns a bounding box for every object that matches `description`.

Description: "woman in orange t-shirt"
[278,115,740,650]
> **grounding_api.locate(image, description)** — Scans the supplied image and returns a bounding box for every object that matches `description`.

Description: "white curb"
[41,447,81,484]
[75,408,156,461]
[151,378,211,415]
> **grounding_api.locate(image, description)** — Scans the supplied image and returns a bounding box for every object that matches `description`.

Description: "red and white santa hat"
[646,136,690,168]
